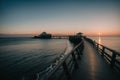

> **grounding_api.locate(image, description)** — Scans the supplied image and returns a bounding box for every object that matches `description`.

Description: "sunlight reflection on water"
[98,36,101,44]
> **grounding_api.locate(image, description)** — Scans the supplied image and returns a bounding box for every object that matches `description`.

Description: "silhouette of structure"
[34,32,52,39]
[76,32,83,36]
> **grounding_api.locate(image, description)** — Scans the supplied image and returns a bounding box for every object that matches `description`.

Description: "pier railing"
[42,40,84,80]
[94,42,120,71]
[85,37,120,72]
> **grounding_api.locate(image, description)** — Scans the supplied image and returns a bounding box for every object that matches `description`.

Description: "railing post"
[101,46,105,56]
[76,49,81,59]
[80,42,84,55]
[63,61,72,80]
[72,51,79,69]
[97,44,99,50]
[111,52,116,67]
[93,40,96,46]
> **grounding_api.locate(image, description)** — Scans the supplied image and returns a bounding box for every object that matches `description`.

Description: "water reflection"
[0,38,72,80]
[98,36,101,44]
[90,36,120,52]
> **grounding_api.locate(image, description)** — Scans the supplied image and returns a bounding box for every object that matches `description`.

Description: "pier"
[72,39,120,80]
[52,35,69,39]
[37,35,120,80]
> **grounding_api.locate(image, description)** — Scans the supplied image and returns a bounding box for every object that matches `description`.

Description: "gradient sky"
[0,0,120,36]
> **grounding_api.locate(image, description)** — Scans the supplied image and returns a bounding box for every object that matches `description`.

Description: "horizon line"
[0,33,120,37]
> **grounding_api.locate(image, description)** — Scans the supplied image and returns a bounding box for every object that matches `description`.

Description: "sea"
[0,37,73,80]
[89,36,120,52]
[0,36,120,80]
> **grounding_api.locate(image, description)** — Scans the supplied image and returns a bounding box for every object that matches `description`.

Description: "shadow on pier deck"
[72,41,120,80]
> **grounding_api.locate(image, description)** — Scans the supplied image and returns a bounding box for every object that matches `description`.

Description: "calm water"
[0,37,120,80]
[90,37,120,52]
[0,37,72,80]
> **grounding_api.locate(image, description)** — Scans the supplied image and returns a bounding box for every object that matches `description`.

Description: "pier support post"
[111,52,116,68]
[76,49,81,59]
[72,51,79,69]
[79,46,83,55]
[63,61,72,80]
[102,47,105,56]
[97,44,99,50]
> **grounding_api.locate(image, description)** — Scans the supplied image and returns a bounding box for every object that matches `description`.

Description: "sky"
[0,0,120,36]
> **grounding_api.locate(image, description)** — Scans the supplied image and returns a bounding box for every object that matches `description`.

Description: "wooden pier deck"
[72,40,120,80]
[39,37,120,80]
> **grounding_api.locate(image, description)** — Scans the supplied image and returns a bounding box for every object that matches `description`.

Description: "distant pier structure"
[34,32,52,39]
[34,32,84,39]
[52,35,69,39]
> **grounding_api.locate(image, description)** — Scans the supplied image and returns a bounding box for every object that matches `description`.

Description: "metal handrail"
[44,40,84,80]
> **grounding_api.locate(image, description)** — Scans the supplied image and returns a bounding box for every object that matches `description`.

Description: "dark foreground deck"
[72,41,120,80]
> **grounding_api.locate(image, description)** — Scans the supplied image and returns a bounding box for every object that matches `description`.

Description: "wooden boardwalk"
[72,41,120,80]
